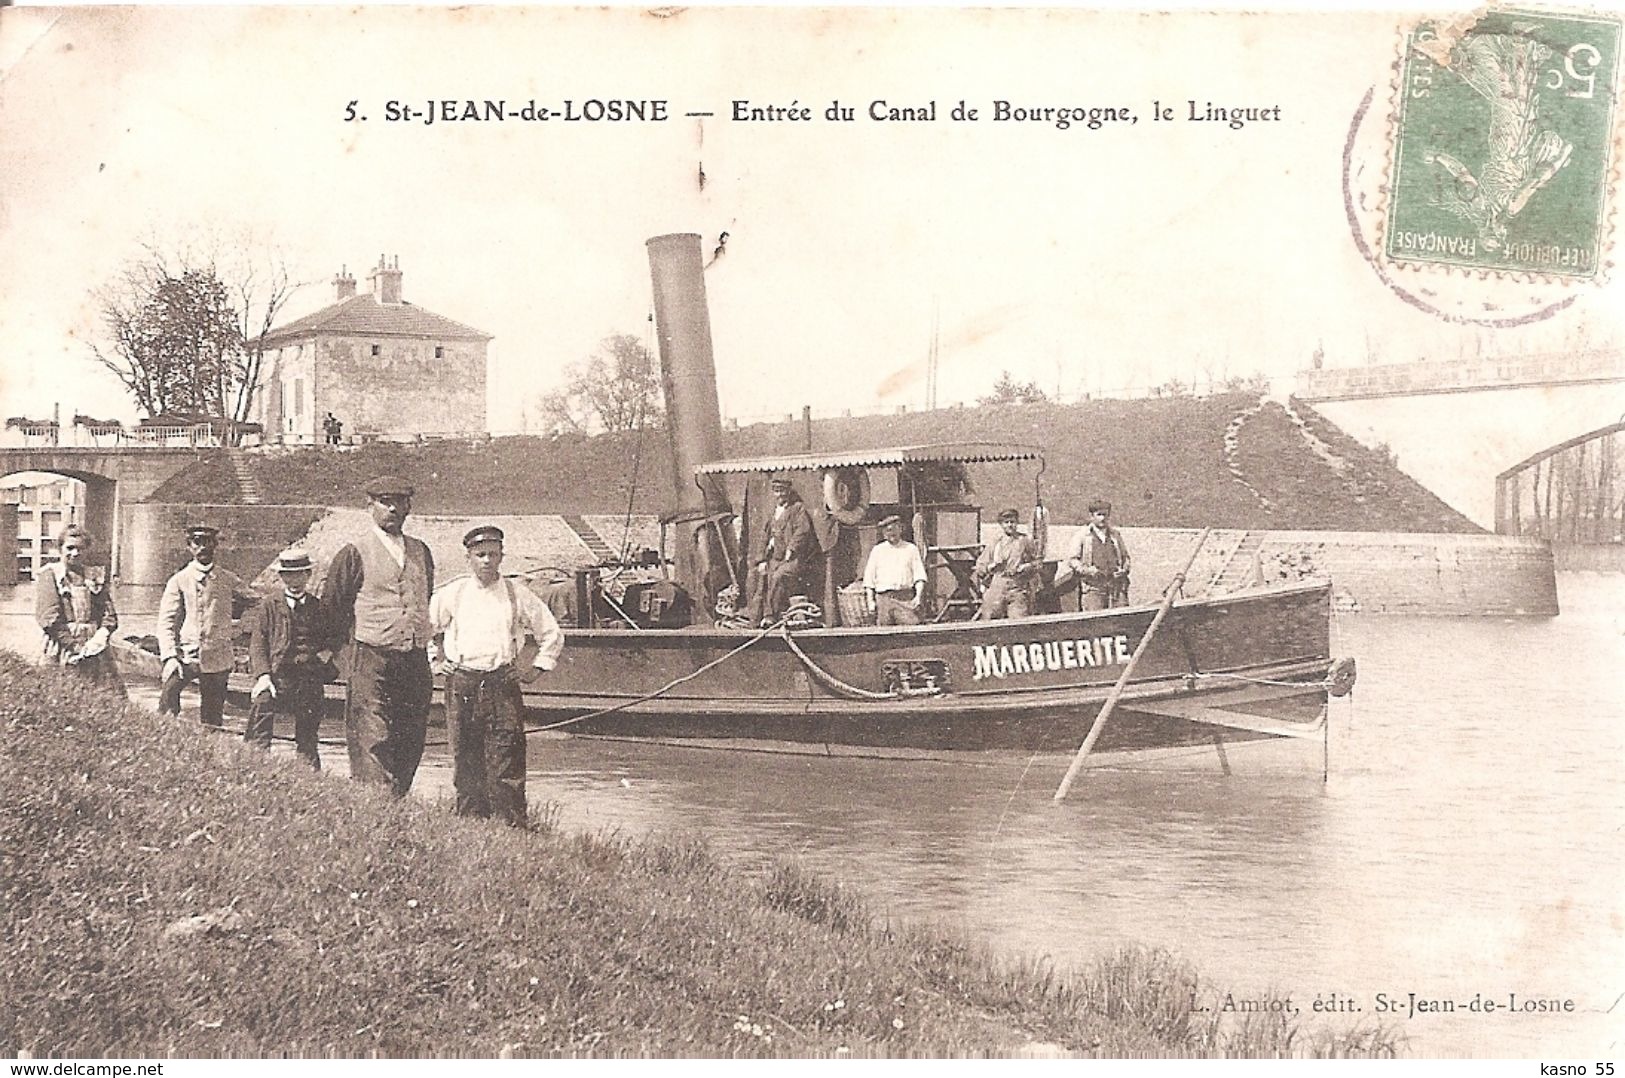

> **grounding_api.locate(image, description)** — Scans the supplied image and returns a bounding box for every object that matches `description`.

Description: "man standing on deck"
[1064,498,1132,610]
[749,477,817,626]
[974,509,1041,620]
[863,514,928,626]
[157,524,260,726]
[429,525,565,827]
[323,476,435,796]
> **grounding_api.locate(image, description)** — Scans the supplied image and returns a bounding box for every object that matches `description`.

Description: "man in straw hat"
[246,547,336,768]
[973,509,1041,620]
[862,514,928,626]
[429,525,565,827]
[157,524,260,727]
[323,475,435,795]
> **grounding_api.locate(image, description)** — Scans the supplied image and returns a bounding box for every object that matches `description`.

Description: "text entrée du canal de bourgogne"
[343,97,1282,131]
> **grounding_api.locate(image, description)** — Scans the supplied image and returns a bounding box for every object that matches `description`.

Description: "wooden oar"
[1053,527,1211,801]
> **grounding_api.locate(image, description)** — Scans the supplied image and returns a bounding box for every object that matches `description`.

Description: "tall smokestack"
[646,233,733,620]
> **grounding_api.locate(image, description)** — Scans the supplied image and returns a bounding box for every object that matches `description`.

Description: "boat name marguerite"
[971,634,1133,681]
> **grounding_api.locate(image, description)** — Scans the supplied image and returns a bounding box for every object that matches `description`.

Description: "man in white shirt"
[429,525,565,828]
[862,514,928,626]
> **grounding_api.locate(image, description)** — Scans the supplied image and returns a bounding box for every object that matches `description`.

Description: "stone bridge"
[0,447,204,578]
[1296,349,1625,529]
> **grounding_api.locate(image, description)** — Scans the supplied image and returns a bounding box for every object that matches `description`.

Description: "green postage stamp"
[1386,8,1622,278]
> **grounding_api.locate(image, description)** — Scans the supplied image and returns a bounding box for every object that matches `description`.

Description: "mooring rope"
[776,625,915,702]
[521,615,793,734]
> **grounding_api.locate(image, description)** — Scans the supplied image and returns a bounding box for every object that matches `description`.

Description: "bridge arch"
[1496,420,1625,546]
[0,448,206,582]
[1,467,118,583]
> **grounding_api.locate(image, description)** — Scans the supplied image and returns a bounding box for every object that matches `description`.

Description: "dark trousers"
[159,665,229,726]
[445,667,528,827]
[345,643,431,796]
[245,675,325,769]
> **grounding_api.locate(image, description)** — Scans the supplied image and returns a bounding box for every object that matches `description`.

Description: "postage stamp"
[1385,8,1622,279]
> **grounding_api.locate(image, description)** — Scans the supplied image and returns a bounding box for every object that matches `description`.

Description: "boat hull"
[522,581,1336,756]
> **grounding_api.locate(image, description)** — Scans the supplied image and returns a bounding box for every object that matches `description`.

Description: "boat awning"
[696,443,1043,476]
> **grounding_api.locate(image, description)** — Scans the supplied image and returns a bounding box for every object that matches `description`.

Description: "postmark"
[1384,8,1622,279]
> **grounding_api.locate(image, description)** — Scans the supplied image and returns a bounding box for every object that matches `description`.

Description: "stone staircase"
[562,515,617,563]
[1208,530,1265,593]
[226,449,262,505]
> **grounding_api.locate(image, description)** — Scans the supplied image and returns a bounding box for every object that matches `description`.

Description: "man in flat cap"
[157,524,260,726]
[245,547,336,768]
[428,525,565,827]
[323,476,435,795]
[1063,497,1132,610]
[862,514,928,626]
[973,509,1041,620]
[748,476,818,626]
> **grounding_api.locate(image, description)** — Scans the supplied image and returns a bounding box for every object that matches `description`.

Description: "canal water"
[5,574,1621,1057]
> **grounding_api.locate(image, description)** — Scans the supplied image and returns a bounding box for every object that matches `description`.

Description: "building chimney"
[333,265,357,301]
[368,254,403,305]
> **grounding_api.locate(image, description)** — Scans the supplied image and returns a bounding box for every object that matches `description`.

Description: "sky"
[1,4,1621,432]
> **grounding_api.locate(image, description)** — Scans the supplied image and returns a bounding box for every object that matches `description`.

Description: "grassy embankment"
[2,655,1400,1058]
[155,393,1477,533]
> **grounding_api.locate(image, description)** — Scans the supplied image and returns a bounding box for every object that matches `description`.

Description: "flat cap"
[1087,497,1113,514]
[463,524,505,548]
[877,514,903,529]
[185,525,219,541]
[997,508,1020,522]
[275,547,314,573]
[769,477,793,491]
[365,475,414,498]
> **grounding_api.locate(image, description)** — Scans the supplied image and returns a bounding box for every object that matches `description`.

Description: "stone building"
[256,256,491,442]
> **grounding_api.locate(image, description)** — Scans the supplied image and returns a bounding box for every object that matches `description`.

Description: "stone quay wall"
[1109,527,1558,616]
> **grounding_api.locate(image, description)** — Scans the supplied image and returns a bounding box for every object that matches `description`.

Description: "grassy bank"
[152,393,1477,533]
[1,655,1398,1057]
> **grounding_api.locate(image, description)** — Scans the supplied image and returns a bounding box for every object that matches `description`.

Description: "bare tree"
[538,334,665,434]
[89,233,301,423]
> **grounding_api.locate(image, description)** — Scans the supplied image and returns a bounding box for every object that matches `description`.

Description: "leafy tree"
[89,237,299,423]
[538,334,665,434]
[978,370,1048,405]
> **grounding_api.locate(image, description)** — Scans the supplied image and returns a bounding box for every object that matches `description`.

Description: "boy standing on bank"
[429,525,564,827]
[246,548,336,768]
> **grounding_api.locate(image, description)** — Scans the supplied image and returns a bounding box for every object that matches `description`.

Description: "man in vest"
[429,525,565,827]
[1064,497,1132,610]
[974,509,1041,620]
[157,524,260,726]
[323,475,435,795]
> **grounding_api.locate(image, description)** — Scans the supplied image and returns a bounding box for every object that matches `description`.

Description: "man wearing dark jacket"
[246,548,335,768]
[749,477,818,625]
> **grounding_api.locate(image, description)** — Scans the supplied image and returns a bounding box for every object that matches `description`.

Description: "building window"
[371,344,381,357]
[40,511,62,536]
[294,377,305,419]
[434,345,445,359]
[16,559,30,582]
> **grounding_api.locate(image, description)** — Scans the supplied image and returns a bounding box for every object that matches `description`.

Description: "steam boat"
[518,235,1354,760]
